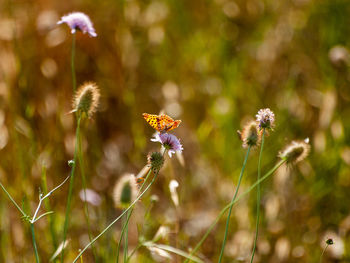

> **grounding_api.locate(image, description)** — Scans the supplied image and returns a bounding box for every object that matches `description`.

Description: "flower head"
[279,139,310,164]
[241,121,261,148]
[72,82,100,118]
[113,174,138,209]
[147,152,165,172]
[256,108,275,130]
[57,12,97,37]
[151,132,183,158]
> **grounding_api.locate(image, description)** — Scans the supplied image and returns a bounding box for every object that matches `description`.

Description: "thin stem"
[127,243,142,262]
[71,33,76,93]
[41,167,57,249]
[61,115,81,262]
[32,174,71,223]
[78,130,97,261]
[123,210,131,262]
[30,223,40,263]
[0,181,26,217]
[72,169,160,263]
[250,129,265,263]
[116,208,134,263]
[218,146,251,262]
[185,159,285,263]
[320,244,329,263]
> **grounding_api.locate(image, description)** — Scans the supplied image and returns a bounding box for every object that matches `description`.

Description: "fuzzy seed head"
[256,108,275,130]
[73,82,100,118]
[241,121,261,148]
[147,152,164,172]
[113,174,137,209]
[279,140,310,164]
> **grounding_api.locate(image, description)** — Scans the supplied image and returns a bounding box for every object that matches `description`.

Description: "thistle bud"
[279,140,310,164]
[147,152,164,172]
[241,121,261,148]
[113,174,137,209]
[72,82,100,118]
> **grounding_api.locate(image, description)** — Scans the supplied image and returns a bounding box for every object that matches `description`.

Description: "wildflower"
[279,140,310,164]
[151,132,183,158]
[241,121,261,148]
[113,174,138,209]
[147,152,165,172]
[72,82,100,118]
[57,12,97,37]
[256,108,275,130]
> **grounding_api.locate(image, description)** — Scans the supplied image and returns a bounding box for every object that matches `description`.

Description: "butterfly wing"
[143,113,181,132]
[143,113,161,132]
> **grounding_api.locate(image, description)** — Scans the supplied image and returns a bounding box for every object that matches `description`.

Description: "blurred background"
[0,0,349,262]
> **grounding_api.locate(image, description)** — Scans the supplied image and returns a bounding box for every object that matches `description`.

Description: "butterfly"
[143,113,181,133]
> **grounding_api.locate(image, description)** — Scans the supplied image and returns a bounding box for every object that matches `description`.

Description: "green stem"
[71,33,76,93]
[61,115,81,263]
[41,166,57,250]
[78,131,97,261]
[0,181,26,217]
[116,208,133,263]
[185,159,285,263]
[72,169,159,263]
[123,210,131,262]
[218,146,251,262]
[30,223,40,263]
[250,129,265,263]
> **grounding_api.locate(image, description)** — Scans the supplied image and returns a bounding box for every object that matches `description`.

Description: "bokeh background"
[0,0,350,262]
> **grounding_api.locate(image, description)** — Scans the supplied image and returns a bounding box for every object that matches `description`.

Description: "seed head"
[72,82,100,118]
[241,121,261,148]
[256,108,275,130]
[57,12,97,37]
[147,152,164,172]
[279,140,310,164]
[113,174,137,209]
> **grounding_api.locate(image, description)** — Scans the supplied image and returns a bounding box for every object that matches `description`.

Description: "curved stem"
[30,223,40,263]
[72,169,159,263]
[185,159,285,263]
[250,129,265,263]
[61,115,81,262]
[218,146,251,262]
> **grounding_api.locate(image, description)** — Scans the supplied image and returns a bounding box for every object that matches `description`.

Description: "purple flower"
[256,108,275,130]
[151,133,183,158]
[57,12,97,37]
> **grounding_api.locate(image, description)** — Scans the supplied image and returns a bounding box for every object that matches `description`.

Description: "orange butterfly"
[143,113,181,133]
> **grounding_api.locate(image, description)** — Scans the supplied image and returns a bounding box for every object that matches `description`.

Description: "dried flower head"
[113,174,137,209]
[147,152,165,172]
[57,12,97,37]
[151,133,183,158]
[256,108,275,130]
[72,82,100,118]
[241,121,261,148]
[279,140,310,164]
